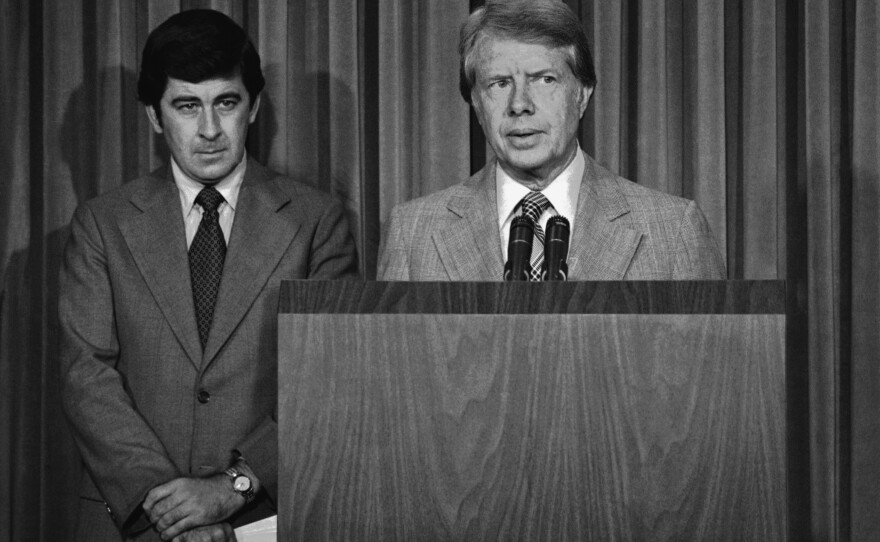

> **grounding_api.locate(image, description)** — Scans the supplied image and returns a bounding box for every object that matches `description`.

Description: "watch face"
[233,475,251,492]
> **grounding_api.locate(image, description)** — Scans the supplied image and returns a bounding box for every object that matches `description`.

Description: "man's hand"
[171,522,237,542]
[143,475,244,540]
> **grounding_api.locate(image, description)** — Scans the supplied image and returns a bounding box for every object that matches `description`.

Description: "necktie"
[189,186,227,348]
[519,191,550,281]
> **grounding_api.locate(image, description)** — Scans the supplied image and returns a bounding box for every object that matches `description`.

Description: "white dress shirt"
[171,157,246,249]
[496,148,584,261]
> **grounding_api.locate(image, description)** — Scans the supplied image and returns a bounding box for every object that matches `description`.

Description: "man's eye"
[176,102,202,114]
[489,80,509,89]
[217,100,239,111]
[541,76,556,84]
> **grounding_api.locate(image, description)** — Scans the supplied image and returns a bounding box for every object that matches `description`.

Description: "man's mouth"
[507,129,540,138]
[506,129,542,147]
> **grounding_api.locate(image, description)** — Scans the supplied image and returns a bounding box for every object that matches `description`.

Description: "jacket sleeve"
[376,205,411,281]
[672,200,727,279]
[233,196,359,507]
[59,204,179,537]
[307,199,359,280]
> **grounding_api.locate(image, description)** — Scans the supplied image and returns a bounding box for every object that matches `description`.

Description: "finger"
[172,529,201,542]
[155,500,191,533]
[144,479,178,511]
[171,528,200,542]
[209,522,235,542]
[171,524,230,542]
[160,513,200,541]
[148,491,184,525]
[208,523,235,542]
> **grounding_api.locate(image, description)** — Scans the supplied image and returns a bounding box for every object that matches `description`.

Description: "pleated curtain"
[1,1,877,540]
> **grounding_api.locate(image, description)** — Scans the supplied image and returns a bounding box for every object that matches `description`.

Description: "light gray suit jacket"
[59,158,358,541]
[378,153,725,280]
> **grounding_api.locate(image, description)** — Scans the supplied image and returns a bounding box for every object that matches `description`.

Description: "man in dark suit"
[59,10,357,541]
[378,0,725,281]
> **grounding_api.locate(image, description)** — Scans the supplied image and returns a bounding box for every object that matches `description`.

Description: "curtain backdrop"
[1,1,876,540]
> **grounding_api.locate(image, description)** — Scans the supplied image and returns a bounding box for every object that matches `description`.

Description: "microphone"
[542,215,570,281]
[504,215,534,281]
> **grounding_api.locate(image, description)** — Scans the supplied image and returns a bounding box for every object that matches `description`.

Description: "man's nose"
[199,108,222,140]
[507,82,534,116]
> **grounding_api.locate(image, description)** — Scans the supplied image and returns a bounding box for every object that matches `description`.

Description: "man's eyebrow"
[170,95,201,106]
[214,91,243,102]
[168,91,243,106]
[526,68,559,77]
[481,72,511,82]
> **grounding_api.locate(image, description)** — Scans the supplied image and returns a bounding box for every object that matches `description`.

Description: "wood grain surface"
[279,313,786,541]
[279,280,786,315]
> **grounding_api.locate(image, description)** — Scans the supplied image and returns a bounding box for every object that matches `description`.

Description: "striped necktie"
[519,191,550,282]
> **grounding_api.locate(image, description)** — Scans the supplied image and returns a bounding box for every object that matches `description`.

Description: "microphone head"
[510,215,534,240]
[504,216,534,281]
[546,215,570,242]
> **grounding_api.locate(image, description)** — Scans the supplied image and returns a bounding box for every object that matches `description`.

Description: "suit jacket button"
[197,389,210,403]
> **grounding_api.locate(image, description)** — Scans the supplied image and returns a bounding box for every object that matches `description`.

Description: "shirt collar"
[172,156,246,214]
[495,147,584,229]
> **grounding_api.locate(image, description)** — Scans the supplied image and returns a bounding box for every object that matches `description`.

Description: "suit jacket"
[59,158,358,541]
[378,152,725,280]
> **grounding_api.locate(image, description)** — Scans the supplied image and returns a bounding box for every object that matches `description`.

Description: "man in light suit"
[378,0,725,281]
[59,10,357,542]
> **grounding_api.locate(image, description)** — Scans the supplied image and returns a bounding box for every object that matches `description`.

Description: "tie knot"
[195,186,225,213]
[520,191,549,223]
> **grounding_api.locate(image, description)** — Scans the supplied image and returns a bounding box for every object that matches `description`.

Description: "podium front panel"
[278,281,788,541]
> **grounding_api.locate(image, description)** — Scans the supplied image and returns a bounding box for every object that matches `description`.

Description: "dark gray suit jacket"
[59,158,358,541]
[378,153,725,280]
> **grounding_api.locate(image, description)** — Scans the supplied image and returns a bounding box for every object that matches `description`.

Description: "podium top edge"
[278,280,787,315]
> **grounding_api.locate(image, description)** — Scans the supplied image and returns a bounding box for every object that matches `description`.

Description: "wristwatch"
[225,465,255,503]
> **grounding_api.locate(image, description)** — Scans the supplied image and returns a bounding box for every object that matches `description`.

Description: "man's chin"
[189,166,233,184]
[498,151,552,176]
[186,158,239,184]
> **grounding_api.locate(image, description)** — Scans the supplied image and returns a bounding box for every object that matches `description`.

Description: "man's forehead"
[162,75,246,101]
[475,36,571,73]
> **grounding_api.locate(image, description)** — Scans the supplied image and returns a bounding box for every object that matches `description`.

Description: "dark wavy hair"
[137,9,265,114]
[459,0,597,104]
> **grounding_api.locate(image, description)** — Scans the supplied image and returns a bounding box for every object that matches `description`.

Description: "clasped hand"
[143,475,243,541]
[165,522,237,542]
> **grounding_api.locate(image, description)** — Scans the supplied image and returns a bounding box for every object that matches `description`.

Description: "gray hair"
[459,0,597,104]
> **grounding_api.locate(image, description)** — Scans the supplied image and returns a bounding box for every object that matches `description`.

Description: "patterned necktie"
[519,191,550,281]
[189,186,227,349]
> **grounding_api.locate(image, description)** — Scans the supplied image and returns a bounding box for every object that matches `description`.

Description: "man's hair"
[137,9,265,113]
[459,0,597,104]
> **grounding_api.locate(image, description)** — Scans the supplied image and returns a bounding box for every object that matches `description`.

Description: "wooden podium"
[278,281,793,541]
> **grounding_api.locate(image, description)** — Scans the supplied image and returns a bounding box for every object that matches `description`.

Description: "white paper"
[233,514,277,542]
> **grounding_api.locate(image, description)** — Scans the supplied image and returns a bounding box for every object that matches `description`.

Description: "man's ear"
[577,85,593,119]
[145,105,163,134]
[248,94,262,125]
[470,91,484,126]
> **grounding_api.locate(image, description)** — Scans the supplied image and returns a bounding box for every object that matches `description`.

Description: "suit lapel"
[568,154,643,280]
[202,160,297,365]
[120,172,203,368]
[433,163,504,280]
